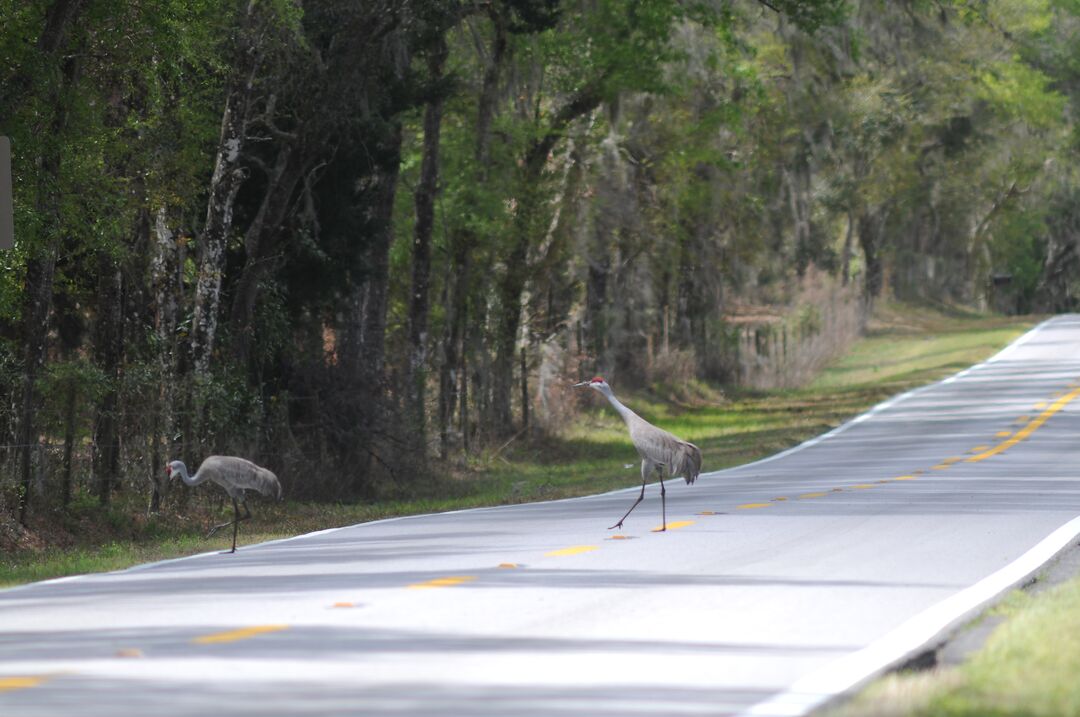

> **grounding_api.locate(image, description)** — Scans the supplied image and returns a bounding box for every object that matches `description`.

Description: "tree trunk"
[858,210,885,301]
[405,39,448,460]
[334,126,403,497]
[17,252,58,523]
[437,10,506,455]
[475,6,507,171]
[841,210,855,286]
[92,255,124,506]
[190,0,262,377]
[229,145,305,367]
[490,85,603,433]
[150,207,180,513]
[17,47,78,524]
[438,259,463,460]
[339,127,402,388]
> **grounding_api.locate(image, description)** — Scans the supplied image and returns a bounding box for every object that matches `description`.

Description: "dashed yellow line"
[737,503,772,509]
[545,545,598,557]
[0,676,49,692]
[652,520,695,532]
[968,445,990,453]
[894,475,918,481]
[799,492,828,499]
[969,386,1080,463]
[995,431,1012,438]
[408,576,478,589]
[192,625,289,644]
[852,484,876,489]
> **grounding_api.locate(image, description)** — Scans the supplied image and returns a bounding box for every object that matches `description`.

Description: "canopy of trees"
[2,0,1078,516]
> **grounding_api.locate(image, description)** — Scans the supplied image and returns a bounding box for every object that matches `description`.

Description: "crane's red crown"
[591,376,605,383]
[164,464,172,476]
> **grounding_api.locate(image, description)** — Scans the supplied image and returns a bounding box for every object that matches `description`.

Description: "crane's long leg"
[609,460,655,530]
[230,498,239,553]
[658,472,667,532]
[207,498,253,554]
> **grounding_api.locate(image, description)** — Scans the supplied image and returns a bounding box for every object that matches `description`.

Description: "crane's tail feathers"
[678,442,702,485]
[254,467,282,500]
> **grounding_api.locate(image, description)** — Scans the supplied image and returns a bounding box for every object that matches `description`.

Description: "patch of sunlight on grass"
[812,310,1034,390]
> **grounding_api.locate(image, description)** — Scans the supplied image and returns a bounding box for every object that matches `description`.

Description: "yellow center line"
[1034,402,1048,409]
[995,431,1012,438]
[799,492,828,499]
[0,676,49,692]
[969,386,1080,463]
[931,463,952,470]
[192,625,289,644]
[852,484,876,489]
[652,520,695,532]
[894,475,918,481]
[1014,415,1031,424]
[545,545,598,557]
[968,445,990,453]
[697,510,718,515]
[737,503,772,509]
[408,576,478,589]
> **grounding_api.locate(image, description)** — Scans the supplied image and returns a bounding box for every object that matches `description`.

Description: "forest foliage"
[1,0,1078,521]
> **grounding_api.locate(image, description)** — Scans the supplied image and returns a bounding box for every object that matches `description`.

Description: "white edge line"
[738,512,1080,717]
[0,316,1058,593]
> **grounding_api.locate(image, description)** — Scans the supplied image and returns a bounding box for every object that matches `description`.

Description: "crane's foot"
[608,522,624,530]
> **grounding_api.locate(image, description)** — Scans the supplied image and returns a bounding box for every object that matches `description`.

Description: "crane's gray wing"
[201,455,282,499]
[628,421,702,485]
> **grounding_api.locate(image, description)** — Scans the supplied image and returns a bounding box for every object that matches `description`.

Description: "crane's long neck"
[597,386,636,424]
[173,462,210,488]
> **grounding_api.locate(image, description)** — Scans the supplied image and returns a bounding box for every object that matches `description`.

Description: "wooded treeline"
[2,0,1079,518]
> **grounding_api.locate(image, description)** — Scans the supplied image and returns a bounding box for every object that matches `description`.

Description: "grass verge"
[823,575,1080,717]
[0,304,1037,588]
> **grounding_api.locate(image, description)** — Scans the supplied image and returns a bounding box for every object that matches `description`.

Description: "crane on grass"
[166,456,282,553]
[574,377,702,531]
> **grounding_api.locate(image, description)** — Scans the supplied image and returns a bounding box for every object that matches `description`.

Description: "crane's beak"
[573,381,589,388]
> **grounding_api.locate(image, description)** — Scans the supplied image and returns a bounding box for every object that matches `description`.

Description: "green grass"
[0,303,1038,588]
[825,577,1080,717]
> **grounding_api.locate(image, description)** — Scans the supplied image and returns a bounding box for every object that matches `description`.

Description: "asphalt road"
[4,316,1080,717]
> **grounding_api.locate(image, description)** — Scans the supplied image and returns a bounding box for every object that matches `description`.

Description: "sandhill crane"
[575,376,702,531]
[166,455,282,553]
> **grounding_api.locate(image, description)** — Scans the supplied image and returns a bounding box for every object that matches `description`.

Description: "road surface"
[3,316,1080,716]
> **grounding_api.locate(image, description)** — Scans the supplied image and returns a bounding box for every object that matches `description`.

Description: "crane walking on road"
[574,377,702,531]
[167,456,282,553]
